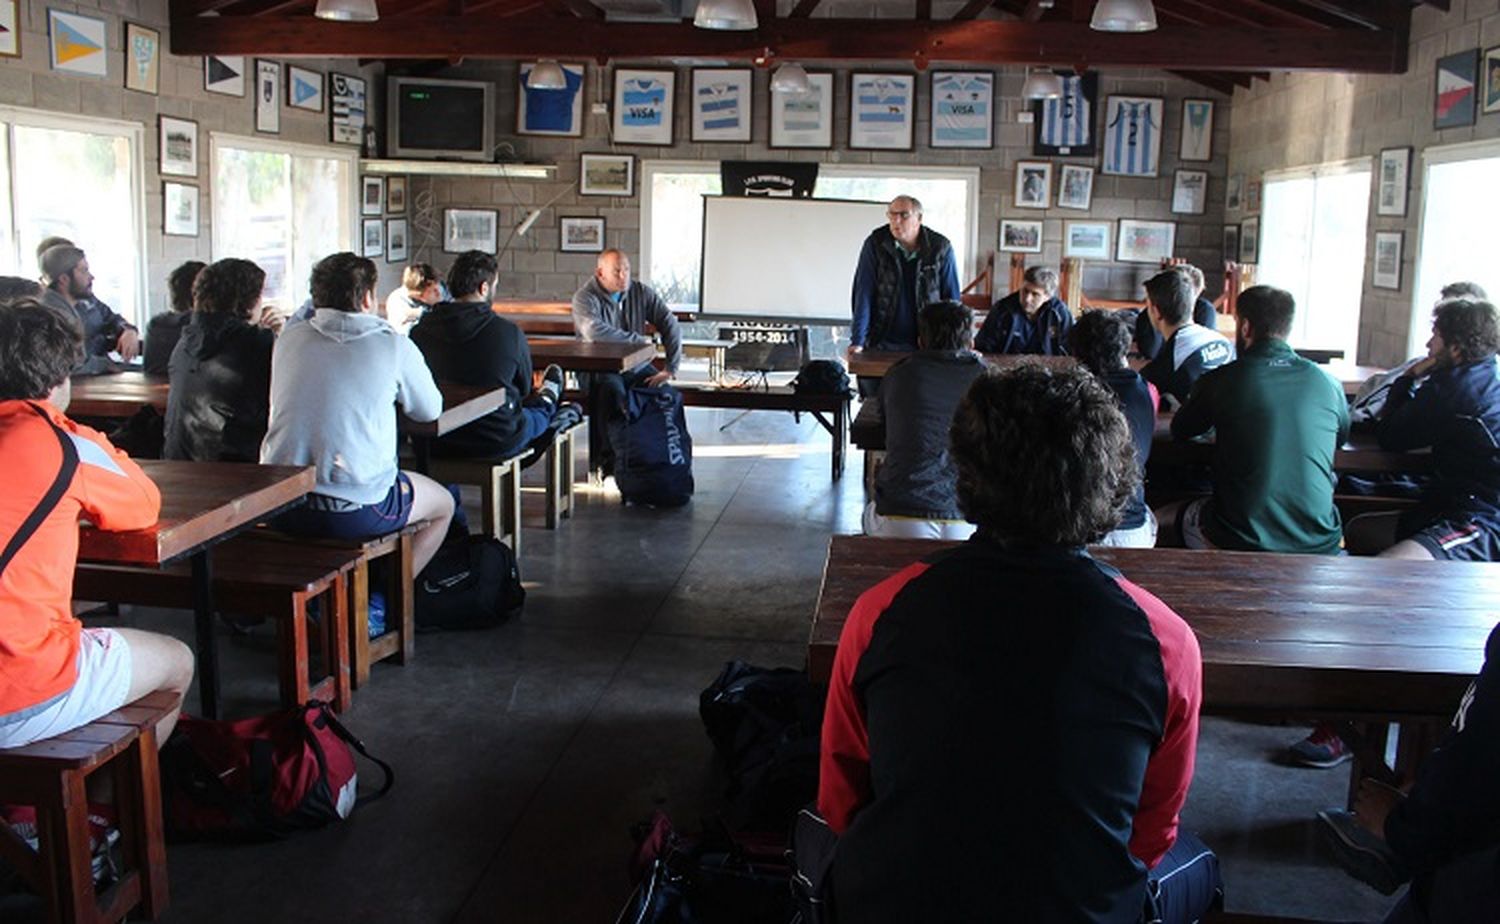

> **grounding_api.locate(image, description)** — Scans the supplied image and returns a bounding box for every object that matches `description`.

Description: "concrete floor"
[7,403,1402,923]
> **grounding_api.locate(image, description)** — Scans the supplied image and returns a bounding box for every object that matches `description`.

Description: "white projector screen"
[699,196,888,323]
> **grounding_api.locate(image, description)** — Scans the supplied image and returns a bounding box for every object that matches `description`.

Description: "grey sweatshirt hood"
[307,308,391,343]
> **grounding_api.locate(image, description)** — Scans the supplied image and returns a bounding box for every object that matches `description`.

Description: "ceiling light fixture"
[314,0,379,22]
[1089,0,1157,32]
[770,62,812,94]
[694,0,758,31]
[1021,68,1065,99]
[527,60,568,90]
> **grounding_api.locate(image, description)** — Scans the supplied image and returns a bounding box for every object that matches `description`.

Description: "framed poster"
[1373,231,1403,290]
[287,65,324,112]
[1064,221,1111,260]
[1117,219,1176,263]
[159,116,198,178]
[849,72,915,150]
[1179,99,1214,161]
[361,176,384,216]
[204,55,245,96]
[361,218,383,258]
[999,219,1043,254]
[1226,174,1244,211]
[1057,165,1094,210]
[518,62,585,137]
[443,208,498,253]
[386,218,409,263]
[255,59,280,134]
[330,72,367,145]
[1246,179,1261,213]
[691,68,752,143]
[1377,147,1412,217]
[124,22,160,93]
[1032,71,1098,157]
[387,176,407,214]
[163,182,198,237]
[930,71,993,149]
[613,68,674,146]
[560,216,606,253]
[1222,225,1240,264]
[580,153,634,196]
[1171,169,1208,215]
[1101,96,1163,177]
[0,2,18,58]
[1435,50,1479,130]
[1239,217,1260,263]
[1485,46,1500,115]
[1014,161,1052,209]
[49,10,107,77]
[769,72,834,149]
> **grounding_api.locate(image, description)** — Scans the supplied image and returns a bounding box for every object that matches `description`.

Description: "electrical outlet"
[590,102,609,116]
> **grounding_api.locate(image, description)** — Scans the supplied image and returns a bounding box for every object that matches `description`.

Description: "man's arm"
[973,302,1005,354]
[70,420,161,531]
[1376,371,1440,451]
[394,337,443,423]
[849,238,878,350]
[642,286,682,375]
[1170,370,1216,440]
[1052,302,1073,355]
[936,241,961,302]
[571,286,647,345]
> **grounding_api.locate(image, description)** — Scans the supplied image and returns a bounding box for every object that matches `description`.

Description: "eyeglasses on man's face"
[886,210,915,220]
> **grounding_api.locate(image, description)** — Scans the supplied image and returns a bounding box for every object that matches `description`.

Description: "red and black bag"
[160,700,393,841]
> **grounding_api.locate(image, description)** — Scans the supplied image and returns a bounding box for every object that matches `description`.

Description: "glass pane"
[0,128,12,276]
[214,147,293,310]
[645,170,722,308]
[290,154,352,311]
[1259,175,1315,337]
[1302,170,1368,356]
[814,175,972,281]
[1412,157,1500,354]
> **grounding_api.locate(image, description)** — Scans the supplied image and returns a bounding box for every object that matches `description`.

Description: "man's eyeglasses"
[886,210,914,220]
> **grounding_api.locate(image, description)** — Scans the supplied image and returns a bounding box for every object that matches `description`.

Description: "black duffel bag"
[414,534,524,630]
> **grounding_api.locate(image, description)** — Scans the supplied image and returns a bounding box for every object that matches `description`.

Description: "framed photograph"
[1101,96,1163,176]
[386,218,409,263]
[1057,164,1094,210]
[1226,174,1244,211]
[49,10,107,77]
[1179,99,1214,161]
[1033,71,1098,157]
[1239,217,1260,263]
[1064,221,1111,260]
[1435,50,1479,130]
[287,65,324,112]
[999,219,1043,254]
[163,182,198,237]
[361,218,383,259]
[1117,219,1176,264]
[1246,179,1261,213]
[1014,161,1052,209]
[1373,231,1403,290]
[1222,225,1240,264]
[612,68,674,146]
[849,72,916,150]
[159,116,198,178]
[443,208,498,253]
[691,68,752,143]
[518,62,585,137]
[0,2,18,58]
[930,71,993,149]
[770,72,835,149]
[1377,147,1412,217]
[1171,169,1209,215]
[123,22,160,93]
[361,176,384,216]
[387,176,407,215]
[1485,46,1500,115]
[204,55,245,96]
[560,216,606,253]
[580,153,635,197]
[330,72,367,145]
[255,59,280,133]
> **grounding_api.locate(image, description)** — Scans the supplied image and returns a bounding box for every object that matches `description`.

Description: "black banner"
[719,160,818,198]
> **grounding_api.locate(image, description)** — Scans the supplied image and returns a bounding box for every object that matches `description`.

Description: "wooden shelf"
[360,159,555,179]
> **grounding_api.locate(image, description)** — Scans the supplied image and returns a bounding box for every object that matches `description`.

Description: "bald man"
[849,195,961,359]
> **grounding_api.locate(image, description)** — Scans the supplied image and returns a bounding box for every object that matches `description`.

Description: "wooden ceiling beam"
[1232,0,1355,29]
[952,0,996,21]
[1277,0,1392,30]
[916,0,933,20]
[788,0,822,16]
[550,0,606,18]
[1151,0,1269,28]
[1167,69,1235,95]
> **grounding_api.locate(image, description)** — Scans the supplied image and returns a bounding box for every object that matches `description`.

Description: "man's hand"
[259,310,286,335]
[846,344,863,362]
[1407,355,1440,378]
[643,370,672,387]
[116,328,141,362]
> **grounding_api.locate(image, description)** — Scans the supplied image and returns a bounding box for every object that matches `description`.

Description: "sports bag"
[610,385,694,508]
[160,700,393,841]
[616,811,794,924]
[415,533,525,630]
[791,360,851,397]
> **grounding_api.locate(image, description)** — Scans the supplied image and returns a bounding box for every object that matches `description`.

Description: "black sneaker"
[540,364,565,405]
[1316,809,1404,895]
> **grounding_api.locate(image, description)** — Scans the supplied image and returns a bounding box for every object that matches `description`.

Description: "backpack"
[159,700,393,841]
[610,385,694,508]
[616,811,794,924]
[792,360,851,396]
[415,533,525,631]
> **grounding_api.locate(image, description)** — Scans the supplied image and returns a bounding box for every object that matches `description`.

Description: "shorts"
[275,473,414,540]
[863,502,977,540]
[1178,497,1219,551]
[1095,508,1159,549]
[0,628,133,750]
[1403,513,1500,561]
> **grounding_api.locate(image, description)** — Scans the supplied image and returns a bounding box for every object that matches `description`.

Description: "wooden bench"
[666,338,731,380]
[675,384,850,481]
[74,535,357,713]
[0,690,177,924]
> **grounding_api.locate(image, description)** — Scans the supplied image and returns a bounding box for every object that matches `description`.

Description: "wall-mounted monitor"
[387,76,495,162]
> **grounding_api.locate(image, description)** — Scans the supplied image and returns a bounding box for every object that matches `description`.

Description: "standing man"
[974,265,1072,355]
[849,195,961,361]
[1139,268,1233,407]
[38,243,139,363]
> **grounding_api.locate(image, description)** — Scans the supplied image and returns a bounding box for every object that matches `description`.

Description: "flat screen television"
[386,76,495,162]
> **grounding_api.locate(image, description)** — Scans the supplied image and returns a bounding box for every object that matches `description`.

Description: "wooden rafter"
[788,0,821,17]
[952,0,994,20]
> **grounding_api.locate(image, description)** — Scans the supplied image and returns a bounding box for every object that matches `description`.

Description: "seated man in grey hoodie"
[261,252,453,576]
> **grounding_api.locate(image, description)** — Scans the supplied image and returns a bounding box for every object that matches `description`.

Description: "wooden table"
[401,382,510,473]
[78,461,315,717]
[1324,360,1389,398]
[67,371,169,418]
[848,350,1073,379]
[526,337,656,374]
[498,313,575,336]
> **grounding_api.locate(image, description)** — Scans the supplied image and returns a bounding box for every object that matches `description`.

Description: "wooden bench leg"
[544,437,564,529]
[480,461,502,542]
[38,770,95,924]
[278,590,313,709]
[501,460,522,557]
[392,533,415,666]
[561,427,577,520]
[114,731,169,920]
[326,573,352,711]
[349,560,372,689]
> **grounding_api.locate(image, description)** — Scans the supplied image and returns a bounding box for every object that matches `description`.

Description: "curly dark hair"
[310,252,379,313]
[950,364,1138,545]
[1069,310,1131,375]
[193,259,266,319]
[1432,299,1500,363]
[0,297,85,400]
[0,276,44,301]
[918,300,973,351]
[447,250,498,299]
[1440,281,1487,302]
[1143,269,1194,326]
[168,260,206,313]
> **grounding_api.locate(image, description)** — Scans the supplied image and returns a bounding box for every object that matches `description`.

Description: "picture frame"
[287,65,324,112]
[361,176,384,216]
[580,153,635,197]
[1377,147,1412,218]
[1032,71,1098,157]
[1246,179,1261,213]
[1116,219,1176,264]
[1226,174,1244,211]
[386,218,409,264]
[1014,161,1053,209]
[612,68,675,146]
[930,71,993,149]
[1223,225,1240,265]
[769,71,835,149]
[999,219,1043,254]
[1171,169,1209,215]
[123,22,160,94]
[163,182,198,237]
[361,218,383,259]
[255,59,280,134]
[1056,165,1094,211]
[1373,231,1403,290]
[49,10,107,77]
[560,216,606,253]
[1239,217,1260,264]
[159,116,198,178]
[204,55,246,96]
[386,176,407,215]
[1101,96,1163,176]
[1485,46,1500,115]
[0,2,19,59]
[849,72,916,150]
[517,62,585,137]
[443,208,498,253]
[1179,99,1214,161]
[1435,50,1479,130]
[330,72,367,146]
[691,67,753,143]
[1064,221,1111,260]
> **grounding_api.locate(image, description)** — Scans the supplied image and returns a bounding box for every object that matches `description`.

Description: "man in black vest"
[848,195,961,368]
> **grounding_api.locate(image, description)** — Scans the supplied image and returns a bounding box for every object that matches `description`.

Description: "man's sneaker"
[3,804,120,889]
[539,364,565,405]
[1289,724,1352,768]
[1316,809,1404,895]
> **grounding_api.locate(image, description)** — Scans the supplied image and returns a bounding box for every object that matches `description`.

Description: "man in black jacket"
[848,195,961,358]
[975,265,1072,355]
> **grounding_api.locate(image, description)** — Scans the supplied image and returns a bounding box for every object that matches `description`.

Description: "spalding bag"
[415,534,525,631]
[610,385,694,508]
[160,700,393,841]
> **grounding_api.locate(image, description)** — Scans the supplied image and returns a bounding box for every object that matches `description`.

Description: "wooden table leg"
[190,551,220,719]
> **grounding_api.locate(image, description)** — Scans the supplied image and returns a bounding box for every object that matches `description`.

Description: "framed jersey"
[1101,95,1164,177]
[1031,71,1097,157]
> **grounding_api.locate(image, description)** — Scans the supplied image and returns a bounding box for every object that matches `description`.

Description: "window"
[1410,141,1500,355]
[640,160,980,311]
[210,134,357,314]
[1258,159,1371,359]
[0,106,145,325]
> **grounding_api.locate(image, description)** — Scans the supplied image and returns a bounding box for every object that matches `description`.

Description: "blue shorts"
[1404,512,1500,561]
[275,473,414,540]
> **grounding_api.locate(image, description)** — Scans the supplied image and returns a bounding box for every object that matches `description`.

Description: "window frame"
[1409,138,1500,355]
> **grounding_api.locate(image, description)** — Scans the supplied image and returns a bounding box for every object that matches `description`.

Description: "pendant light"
[693,0,758,31]
[1021,68,1065,99]
[527,60,568,90]
[1089,0,1157,32]
[314,0,379,22]
[770,62,812,94]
